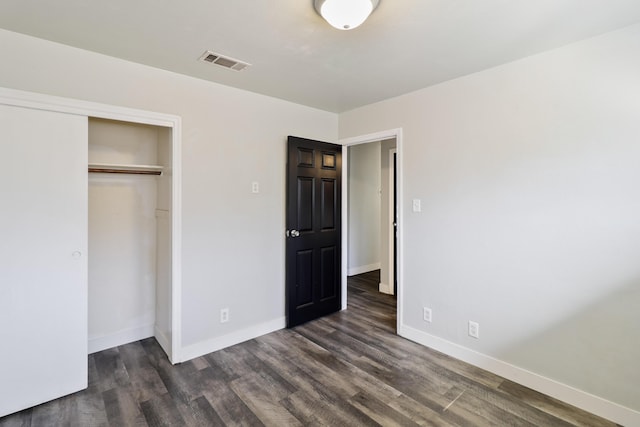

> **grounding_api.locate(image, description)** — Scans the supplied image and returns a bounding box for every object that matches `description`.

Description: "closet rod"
[88,163,163,176]
[88,167,162,175]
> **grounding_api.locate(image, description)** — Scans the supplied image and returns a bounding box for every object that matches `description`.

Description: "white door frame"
[388,147,397,295]
[341,128,403,332]
[0,87,183,363]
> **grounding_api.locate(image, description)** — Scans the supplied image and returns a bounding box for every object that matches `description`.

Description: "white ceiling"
[1,0,640,113]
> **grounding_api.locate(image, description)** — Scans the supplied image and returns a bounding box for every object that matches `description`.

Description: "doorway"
[87,118,174,360]
[347,142,382,279]
[390,148,398,296]
[341,129,403,331]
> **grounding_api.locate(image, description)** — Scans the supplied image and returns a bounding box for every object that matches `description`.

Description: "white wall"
[348,142,381,275]
[340,24,640,420]
[0,29,338,354]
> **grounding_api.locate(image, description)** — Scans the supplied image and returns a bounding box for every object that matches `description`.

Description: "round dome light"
[314,0,380,31]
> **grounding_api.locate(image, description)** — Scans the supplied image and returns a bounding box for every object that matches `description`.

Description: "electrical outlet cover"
[220,308,230,323]
[468,321,479,338]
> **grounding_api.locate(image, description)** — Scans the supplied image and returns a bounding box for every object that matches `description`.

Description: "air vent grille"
[199,50,250,72]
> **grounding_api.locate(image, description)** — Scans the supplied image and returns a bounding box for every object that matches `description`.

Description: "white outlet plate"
[220,308,230,323]
[251,182,259,193]
[412,198,421,212]
[423,307,432,323]
[468,320,479,339]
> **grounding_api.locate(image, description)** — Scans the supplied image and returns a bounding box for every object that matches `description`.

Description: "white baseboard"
[399,324,640,427]
[348,263,380,276]
[180,317,286,362]
[88,324,155,354]
[154,325,172,360]
[379,282,392,294]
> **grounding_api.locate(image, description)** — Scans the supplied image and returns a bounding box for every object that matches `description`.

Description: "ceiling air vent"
[198,50,250,72]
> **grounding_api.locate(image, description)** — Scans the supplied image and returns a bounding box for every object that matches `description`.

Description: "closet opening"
[87,117,173,360]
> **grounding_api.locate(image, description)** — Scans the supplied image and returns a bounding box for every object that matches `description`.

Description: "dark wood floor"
[1,271,619,426]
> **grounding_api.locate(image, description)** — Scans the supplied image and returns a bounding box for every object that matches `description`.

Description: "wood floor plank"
[0,403,34,427]
[245,338,360,404]
[68,388,109,427]
[448,389,538,427]
[200,382,265,427]
[281,390,377,427]
[322,311,505,391]
[91,347,130,392]
[191,357,211,371]
[436,389,506,427]
[243,340,319,391]
[247,339,382,426]
[28,399,67,427]
[102,387,147,427]
[26,389,108,427]
[295,325,457,414]
[117,342,169,403]
[498,380,619,427]
[228,373,301,426]
[257,332,362,397]
[466,381,576,427]
[222,344,297,398]
[0,412,31,427]
[349,391,422,427]
[298,321,404,369]
[297,324,455,399]
[139,393,186,427]
[175,396,226,427]
[387,393,456,427]
[140,337,207,407]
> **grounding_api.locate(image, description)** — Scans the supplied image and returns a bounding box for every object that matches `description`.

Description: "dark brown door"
[286,136,342,328]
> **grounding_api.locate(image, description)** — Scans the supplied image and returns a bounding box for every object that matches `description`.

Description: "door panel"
[286,136,341,327]
[297,147,315,167]
[321,152,337,169]
[0,104,88,417]
[296,250,314,306]
[320,246,338,300]
[321,179,336,229]
[297,177,314,231]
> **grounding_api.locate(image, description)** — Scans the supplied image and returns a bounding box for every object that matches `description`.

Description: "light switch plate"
[412,199,421,212]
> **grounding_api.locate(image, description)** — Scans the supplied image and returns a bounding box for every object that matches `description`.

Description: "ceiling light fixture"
[314,0,380,31]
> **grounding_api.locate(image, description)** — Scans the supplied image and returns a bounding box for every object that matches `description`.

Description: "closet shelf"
[88,163,163,176]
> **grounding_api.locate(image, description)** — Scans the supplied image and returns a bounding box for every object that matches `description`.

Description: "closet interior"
[87,117,173,360]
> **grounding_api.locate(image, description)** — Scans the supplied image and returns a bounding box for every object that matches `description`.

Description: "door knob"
[287,229,300,238]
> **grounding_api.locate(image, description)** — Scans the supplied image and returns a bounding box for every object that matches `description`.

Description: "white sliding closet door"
[0,104,88,417]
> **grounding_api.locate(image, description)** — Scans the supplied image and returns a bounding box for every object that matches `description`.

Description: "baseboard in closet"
[88,324,155,354]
